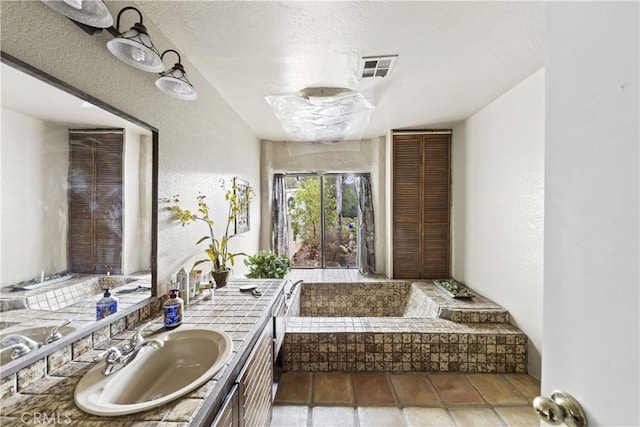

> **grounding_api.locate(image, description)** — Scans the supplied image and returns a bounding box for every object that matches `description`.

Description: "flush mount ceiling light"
[41,0,113,28]
[265,88,374,142]
[155,50,198,101]
[106,6,163,73]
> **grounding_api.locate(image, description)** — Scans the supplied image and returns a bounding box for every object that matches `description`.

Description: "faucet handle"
[10,343,32,360]
[93,347,121,363]
[123,323,152,353]
[1,334,42,349]
[46,320,71,344]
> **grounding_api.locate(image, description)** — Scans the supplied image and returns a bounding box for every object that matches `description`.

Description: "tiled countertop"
[0,279,285,426]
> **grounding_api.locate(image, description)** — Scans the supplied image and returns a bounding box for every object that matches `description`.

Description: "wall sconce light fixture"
[41,2,197,101]
[155,50,198,101]
[42,0,113,28]
[106,6,163,73]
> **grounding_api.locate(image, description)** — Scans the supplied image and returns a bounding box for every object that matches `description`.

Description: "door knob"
[533,391,587,427]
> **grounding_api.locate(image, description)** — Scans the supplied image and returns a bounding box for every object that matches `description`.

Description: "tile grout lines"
[273,372,540,427]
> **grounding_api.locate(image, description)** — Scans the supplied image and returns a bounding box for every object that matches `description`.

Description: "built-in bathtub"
[282,281,528,373]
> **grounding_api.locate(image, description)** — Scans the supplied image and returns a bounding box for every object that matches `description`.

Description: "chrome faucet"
[93,325,163,376]
[285,279,303,299]
[45,320,72,344]
[1,343,33,360]
[0,334,42,360]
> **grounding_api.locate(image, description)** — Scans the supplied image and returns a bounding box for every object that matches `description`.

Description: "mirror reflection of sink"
[74,328,233,416]
[0,323,79,365]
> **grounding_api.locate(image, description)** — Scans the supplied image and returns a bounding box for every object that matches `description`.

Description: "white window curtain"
[272,172,375,273]
[271,174,289,255]
[355,174,375,274]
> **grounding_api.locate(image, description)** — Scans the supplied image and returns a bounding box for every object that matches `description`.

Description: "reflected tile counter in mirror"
[0,274,153,368]
[0,273,150,313]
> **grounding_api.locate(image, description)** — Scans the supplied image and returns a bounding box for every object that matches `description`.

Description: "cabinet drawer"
[238,325,273,427]
[273,293,286,361]
[211,383,238,427]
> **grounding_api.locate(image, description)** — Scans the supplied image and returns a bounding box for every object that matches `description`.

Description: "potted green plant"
[244,250,292,279]
[163,178,253,287]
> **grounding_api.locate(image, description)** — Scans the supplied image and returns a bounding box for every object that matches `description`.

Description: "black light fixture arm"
[159,49,186,76]
[41,0,196,99]
[105,6,145,38]
[114,6,144,32]
[106,26,120,38]
[160,49,182,65]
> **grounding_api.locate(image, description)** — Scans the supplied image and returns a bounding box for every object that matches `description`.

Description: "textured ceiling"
[140,1,544,141]
[2,2,545,142]
[1,62,150,135]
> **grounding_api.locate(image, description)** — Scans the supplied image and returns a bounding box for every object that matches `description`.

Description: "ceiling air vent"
[360,55,398,79]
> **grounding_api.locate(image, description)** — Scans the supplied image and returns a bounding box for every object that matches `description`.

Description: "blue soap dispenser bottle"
[96,288,118,320]
[163,289,184,330]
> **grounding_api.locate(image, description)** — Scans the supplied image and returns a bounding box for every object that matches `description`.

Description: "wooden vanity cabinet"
[238,324,273,427]
[211,384,239,427]
[212,322,274,427]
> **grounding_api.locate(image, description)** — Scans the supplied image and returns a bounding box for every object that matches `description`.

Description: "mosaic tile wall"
[283,330,527,373]
[299,282,411,317]
[403,285,441,318]
[296,281,509,322]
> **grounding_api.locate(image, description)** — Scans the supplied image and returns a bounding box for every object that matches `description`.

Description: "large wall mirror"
[0,52,158,373]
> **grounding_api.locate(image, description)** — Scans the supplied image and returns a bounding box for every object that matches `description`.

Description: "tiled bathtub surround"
[283,281,526,373]
[283,328,527,373]
[300,282,416,317]
[298,281,509,322]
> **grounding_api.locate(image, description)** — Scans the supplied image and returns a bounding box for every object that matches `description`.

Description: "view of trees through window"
[286,174,358,268]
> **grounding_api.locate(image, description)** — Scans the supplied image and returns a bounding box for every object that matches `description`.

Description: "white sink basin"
[74,328,233,416]
[1,324,78,340]
[0,324,79,364]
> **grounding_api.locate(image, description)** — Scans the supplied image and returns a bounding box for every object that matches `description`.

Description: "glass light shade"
[265,89,374,142]
[106,25,163,73]
[155,65,198,101]
[42,0,113,28]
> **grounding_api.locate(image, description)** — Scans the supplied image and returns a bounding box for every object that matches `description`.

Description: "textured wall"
[1,109,69,284]
[451,69,545,378]
[1,1,261,290]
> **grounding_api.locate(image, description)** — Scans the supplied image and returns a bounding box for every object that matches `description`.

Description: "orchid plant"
[163,178,253,273]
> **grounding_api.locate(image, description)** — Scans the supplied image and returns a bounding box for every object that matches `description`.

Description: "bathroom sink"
[0,324,78,343]
[0,323,79,364]
[74,328,233,416]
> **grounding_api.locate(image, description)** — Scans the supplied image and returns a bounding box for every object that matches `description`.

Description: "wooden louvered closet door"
[68,130,123,274]
[393,132,451,279]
